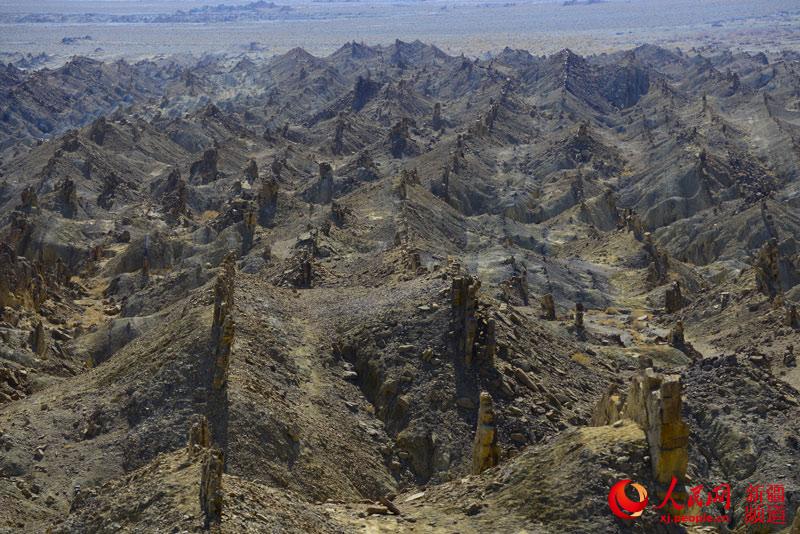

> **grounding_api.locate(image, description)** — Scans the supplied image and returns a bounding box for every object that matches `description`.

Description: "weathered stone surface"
[784,345,796,367]
[451,274,480,364]
[432,102,443,131]
[668,319,684,348]
[213,314,234,391]
[314,162,334,204]
[211,252,236,391]
[388,118,416,159]
[620,208,646,239]
[330,201,351,226]
[755,237,781,300]
[397,168,420,200]
[646,377,689,484]
[450,270,495,367]
[160,168,188,219]
[590,386,624,426]
[19,185,39,213]
[200,448,224,527]
[55,178,78,218]
[573,302,584,329]
[472,391,500,474]
[622,369,689,514]
[243,159,258,183]
[29,320,47,356]
[187,415,211,457]
[643,232,669,286]
[332,113,347,155]
[501,259,528,306]
[190,147,220,184]
[541,294,556,320]
[785,304,798,329]
[241,204,257,255]
[430,162,450,202]
[0,364,31,404]
[0,243,48,310]
[354,152,380,183]
[258,174,279,225]
[664,281,684,314]
[88,116,108,146]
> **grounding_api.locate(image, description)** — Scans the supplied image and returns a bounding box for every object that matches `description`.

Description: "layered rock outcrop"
[188,415,211,457]
[593,368,690,515]
[450,271,495,367]
[664,281,684,313]
[190,148,220,184]
[472,391,500,474]
[541,294,556,320]
[755,238,781,300]
[200,448,224,527]
[211,253,236,391]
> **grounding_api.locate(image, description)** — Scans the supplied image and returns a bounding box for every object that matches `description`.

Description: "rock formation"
[755,238,781,300]
[397,168,420,200]
[644,232,669,286]
[200,448,224,527]
[620,208,646,239]
[637,372,689,514]
[277,252,314,288]
[430,164,450,203]
[162,168,188,219]
[573,302,584,329]
[258,173,279,225]
[541,293,556,320]
[668,319,684,348]
[402,247,422,274]
[88,116,108,146]
[241,204,257,255]
[2,41,800,534]
[55,178,79,218]
[388,118,415,159]
[0,364,31,404]
[354,152,380,182]
[211,253,236,391]
[332,113,346,155]
[270,156,283,179]
[187,415,211,456]
[213,316,234,391]
[19,186,38,213]
[190,147,220,184]
[432,102,443,131]
[352,74,378,111]
[0,243,48,310]
[29,320,47,356]
[471,391,500,474]
[590,386,625,426]
[786,304,798,329]
[243,159,258,184]
[595,368,690,515]
[451,274,480,364]
[784,345,796,367]
[314,162,334,204]
[664,281,684,313]
[450,272,496,366]
[330,201,351,226]
[501,259,529,305]
[97,172,120,210]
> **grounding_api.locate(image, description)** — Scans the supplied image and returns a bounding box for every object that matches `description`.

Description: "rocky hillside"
[1,40,799,532]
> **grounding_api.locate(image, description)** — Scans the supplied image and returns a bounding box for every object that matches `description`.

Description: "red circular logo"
[608,480,648,520]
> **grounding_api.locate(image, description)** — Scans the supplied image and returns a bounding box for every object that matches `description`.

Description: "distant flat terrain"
[1,0,799,64]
